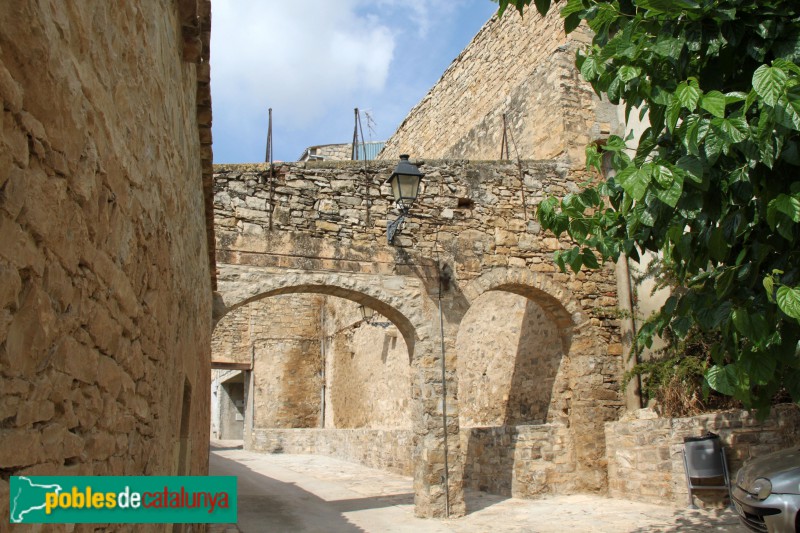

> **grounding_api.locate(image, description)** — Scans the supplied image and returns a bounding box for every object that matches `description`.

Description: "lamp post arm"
[387,212,406,244]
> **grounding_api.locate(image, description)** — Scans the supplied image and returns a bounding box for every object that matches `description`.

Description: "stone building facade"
[211,159,623,517]
[0,1,216,529]
[378,6,620,167]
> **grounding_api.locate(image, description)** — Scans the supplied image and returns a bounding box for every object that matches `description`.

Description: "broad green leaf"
[725,91,747,105]
[769,194,800,222]
[697,299,732,329]
[568,247,584,273]
[667,97,682,132]
[744,89,758,113]
[677,82,701,110]
[582,247,600,269]
[705,364,739,396]
[569,218,591,240]
[710,117,749,144]
[773,58,800,76]
[704,128,727,164]
[651,165,674,188]
[774,94,800,131]
[676,155,703,184]
[655,171,683,208]
[560,0,584,17]
[564,12,581,34]
[534,0,551,16]
[615,166,651,201]
[580,55,604,81]
[741,352,776,386]
[715,268,735,298]
[776,285,800,320]
[732,308,770,347]
[651,37,683,60]
[671,315,692,337]
[752,64,788,107]
[618,65,641,83]
[700,91,727,118]
[637,0,699,14]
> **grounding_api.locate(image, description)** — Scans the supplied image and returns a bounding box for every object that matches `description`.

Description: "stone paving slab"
[209,441,746,533]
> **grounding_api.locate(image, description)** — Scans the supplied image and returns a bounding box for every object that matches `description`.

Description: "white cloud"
[211,1,395,129]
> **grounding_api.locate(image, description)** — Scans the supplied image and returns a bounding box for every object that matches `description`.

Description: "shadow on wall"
[460,295,567,500]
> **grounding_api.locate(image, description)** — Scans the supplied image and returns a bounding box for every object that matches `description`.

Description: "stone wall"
[213,294,323,428]
[249,428,415,476]
[457,292,569,427]
[461,423,574,498]
[211,293,413,433]
[605,406,800,506]
[321,296,412,429]
[0,1,214,526]
[379,5,619,166]
[213,161,623,516]
[249,423,576,501]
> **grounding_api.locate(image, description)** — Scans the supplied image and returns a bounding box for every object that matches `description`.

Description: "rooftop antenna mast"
[352,108,371,224]
[265,108,274,230]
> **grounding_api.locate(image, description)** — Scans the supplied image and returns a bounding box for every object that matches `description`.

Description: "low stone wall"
[461,424,576,499]
[248,428,415,476]
[249,424,582,500]
[605,405,800,507]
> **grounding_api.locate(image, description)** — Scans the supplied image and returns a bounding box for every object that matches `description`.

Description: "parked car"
[732,446,800,532]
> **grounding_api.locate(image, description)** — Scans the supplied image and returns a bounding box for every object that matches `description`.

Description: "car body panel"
[732,446,800,533]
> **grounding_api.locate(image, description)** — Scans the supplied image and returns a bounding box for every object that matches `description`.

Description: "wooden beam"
[211,361,252,371]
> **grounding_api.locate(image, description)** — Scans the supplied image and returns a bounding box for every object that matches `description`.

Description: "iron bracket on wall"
[387,211,407,244]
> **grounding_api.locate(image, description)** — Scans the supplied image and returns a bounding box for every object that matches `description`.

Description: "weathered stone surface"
[0,0,214,496]
[213,160,622,517]
[606,405,800,507]
[379,7,619,167]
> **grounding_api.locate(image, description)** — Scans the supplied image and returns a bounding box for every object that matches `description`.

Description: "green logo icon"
[9,476,237,524]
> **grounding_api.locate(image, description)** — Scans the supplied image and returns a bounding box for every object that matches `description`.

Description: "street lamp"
[358,304,375,323]
[386,154,424,244]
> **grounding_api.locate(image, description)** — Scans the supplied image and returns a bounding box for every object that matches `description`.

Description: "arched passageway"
[213,269,463,518]
[458,268,619,499]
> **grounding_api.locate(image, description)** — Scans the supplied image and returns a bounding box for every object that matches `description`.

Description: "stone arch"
[462,267,587,353]
[213,268,460,517]
[459,267,617,497]
[215,270,429,359]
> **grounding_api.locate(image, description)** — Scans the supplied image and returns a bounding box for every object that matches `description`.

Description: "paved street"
[209,440,747,533]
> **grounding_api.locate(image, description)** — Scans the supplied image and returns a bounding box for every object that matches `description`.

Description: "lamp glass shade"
[359,305,375,321]
[387,154,424,208]
[392,174,421,205]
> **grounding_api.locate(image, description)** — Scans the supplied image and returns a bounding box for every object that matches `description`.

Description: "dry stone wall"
[213,160,623,516]
[321,296,412,430]
[379,5,619,166]
[249,428,415,476]
[605,406,800,506]
[0,1,214,526]
[213,294,323,428]
[457,291,568,427]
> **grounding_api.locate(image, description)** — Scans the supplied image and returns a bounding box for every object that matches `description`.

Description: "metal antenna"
[352,108,371,224]
[266,108,274,230]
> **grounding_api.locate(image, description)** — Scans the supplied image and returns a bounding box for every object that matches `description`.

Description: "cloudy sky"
[210,1,498,163]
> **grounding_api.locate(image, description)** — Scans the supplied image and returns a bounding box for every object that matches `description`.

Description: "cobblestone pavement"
[209,440,746,533]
